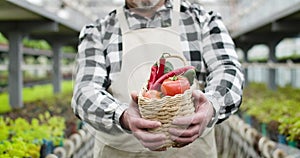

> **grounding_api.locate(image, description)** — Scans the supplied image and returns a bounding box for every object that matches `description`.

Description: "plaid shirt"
[72,0,244,133]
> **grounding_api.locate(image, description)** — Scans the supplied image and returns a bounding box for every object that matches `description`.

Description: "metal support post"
[8,32,23,108]
[267,40,280,90]
[52,43,62,93]
[241,45,252,86]
[291,68,299,88]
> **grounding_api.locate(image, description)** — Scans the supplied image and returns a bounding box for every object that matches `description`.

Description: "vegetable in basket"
[143,90,162,99]
[160,68,196,96]
[147,62,158,90]
[155,55,166,82]
[182,69,196,86]
[161,76,190,96]
[147,54,174,90]
[150,66,195,90]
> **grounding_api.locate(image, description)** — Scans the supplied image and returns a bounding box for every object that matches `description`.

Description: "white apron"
[94,0,217,157]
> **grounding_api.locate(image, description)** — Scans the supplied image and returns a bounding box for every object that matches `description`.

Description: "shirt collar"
[122,0,174,29]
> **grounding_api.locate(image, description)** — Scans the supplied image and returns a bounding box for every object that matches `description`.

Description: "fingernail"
[170,136,176,141]
[155,122,161,127]
[172,119,178,124]
[161,134,167,139]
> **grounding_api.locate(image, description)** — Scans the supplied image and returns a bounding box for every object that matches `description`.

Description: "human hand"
[168,90,214,147]
[120,91,167,151]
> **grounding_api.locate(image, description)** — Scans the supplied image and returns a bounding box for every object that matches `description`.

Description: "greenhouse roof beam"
[236,32,298,45]
[5,0,82,32]
[271,20,300,32]
[31,34,79,46]
[0,21,59,33]
[229,0,300,39]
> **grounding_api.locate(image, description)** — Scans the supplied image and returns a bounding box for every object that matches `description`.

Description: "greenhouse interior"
[0,0,300,157]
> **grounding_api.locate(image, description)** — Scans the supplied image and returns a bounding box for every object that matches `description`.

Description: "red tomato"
[161,76,190,96]
[143,90,162,99]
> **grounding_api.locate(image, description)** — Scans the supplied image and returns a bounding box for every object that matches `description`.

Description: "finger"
[127,91,141,117]
[169,124,200,137]
[172,115,194,126]
[126,106,141,118]
[192,91,214,120]
[132,117,161,129]
[192,91,207,106]
[134,131,166,151]
[130,91,138,103]
[173,97,213,124]
[172,112,206,126]
[134,130,166,143]
[171,134,199,144]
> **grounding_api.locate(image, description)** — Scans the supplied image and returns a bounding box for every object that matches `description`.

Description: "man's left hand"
[168,90,214,147]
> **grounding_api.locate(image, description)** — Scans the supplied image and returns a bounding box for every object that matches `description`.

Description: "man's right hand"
[120,91,167,151]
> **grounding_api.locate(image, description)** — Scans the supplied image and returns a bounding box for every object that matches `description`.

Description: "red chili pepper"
[147,62,158,90]
[155,56,166,82]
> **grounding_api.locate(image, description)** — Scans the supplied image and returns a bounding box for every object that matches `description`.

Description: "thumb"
[192,90,207,105]
[130,91,138,104]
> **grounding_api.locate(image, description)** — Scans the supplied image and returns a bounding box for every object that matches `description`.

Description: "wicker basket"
[137,54,195,149]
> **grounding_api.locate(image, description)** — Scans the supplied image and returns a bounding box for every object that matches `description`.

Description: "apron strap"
[117,0,181,34]
[173,0,181,12]
[117,7,130,34]
[171,0,181,30]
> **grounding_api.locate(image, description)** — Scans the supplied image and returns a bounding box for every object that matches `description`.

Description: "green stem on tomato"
[169,75,178,81]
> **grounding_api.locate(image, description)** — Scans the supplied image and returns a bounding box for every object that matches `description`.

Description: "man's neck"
[127,1,165,18]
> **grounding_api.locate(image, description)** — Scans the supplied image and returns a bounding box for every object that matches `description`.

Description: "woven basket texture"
[138,88,195,148]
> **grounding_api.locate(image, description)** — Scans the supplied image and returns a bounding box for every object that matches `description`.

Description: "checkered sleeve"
[71,21,128,133]
[200,11,244,124]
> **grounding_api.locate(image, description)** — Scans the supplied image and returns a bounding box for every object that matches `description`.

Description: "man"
[72,0,244,157]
